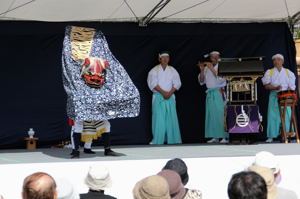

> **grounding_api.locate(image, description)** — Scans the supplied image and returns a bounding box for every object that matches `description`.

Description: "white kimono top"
[147,64,182,92]
[198,64,227,88]
[262,67,296,91]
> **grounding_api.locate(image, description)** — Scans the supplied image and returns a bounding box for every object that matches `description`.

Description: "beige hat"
[254,151,280,174]
[85,165,112,191]
[249,165,278,199]
[133,175,171,199]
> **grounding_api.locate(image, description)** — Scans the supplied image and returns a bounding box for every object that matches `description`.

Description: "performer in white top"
[262,54,296,143]
[147,51,182,144]
[198,51,228,143]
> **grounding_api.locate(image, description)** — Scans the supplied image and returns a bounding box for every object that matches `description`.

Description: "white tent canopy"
[0,0,300,25]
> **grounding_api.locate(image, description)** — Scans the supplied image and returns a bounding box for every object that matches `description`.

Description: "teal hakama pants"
[205,88,228,139]
[151,92,182,144]
[267,91,292,138]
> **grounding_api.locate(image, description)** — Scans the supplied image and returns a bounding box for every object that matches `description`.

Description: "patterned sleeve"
[184,189,202,199]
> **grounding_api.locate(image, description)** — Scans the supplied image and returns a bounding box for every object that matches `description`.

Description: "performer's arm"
[172,69,182,90]
[206,62,218,77]
[166,87,177,98]
[262,70,281,90]
[288,70,296,90]
[147,69,160,92]
[163,69,181,99]
[154,85,168,98]
[198,62,206,84]
[264,84,281,91]
[162,87,177,100]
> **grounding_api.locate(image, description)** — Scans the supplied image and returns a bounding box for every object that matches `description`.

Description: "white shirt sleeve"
[288,70,296,90]
[147,68,158,91]
[198,72,206,85]
[217,76,227,87]
[262,70,271,85]
[172,68,182,90]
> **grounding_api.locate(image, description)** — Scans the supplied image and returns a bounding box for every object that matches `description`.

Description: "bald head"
[22,172,57,199]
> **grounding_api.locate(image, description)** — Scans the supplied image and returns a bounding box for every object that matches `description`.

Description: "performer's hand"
[276,85,282,90]
[197,62,205,71]
[164,91,173,99]
[160,91,169,99]
[164,92,171,99]
[206,62,218,77]
[206,62,213,69]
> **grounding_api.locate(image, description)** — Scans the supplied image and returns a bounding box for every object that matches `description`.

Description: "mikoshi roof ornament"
[62,26,140,121]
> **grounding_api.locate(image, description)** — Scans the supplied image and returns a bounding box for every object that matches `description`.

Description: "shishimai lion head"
[81,57,109,88]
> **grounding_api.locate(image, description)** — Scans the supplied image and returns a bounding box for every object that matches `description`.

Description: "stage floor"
[0,143,300,199]
[1,143,300,164]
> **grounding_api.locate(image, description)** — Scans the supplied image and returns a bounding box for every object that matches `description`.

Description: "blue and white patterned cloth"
[62,26,140,121]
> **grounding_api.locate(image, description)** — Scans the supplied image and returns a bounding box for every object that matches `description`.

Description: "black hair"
[163,158,189,185]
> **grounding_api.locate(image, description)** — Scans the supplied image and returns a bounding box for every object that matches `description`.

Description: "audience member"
[162,158,202,198]
[228,171,267,199]
[249,165,298,199]
[133,175,170,199]
[158,169,202,199]
[80,165,116,199]
[253,151,281,183]
[163,158,189,185]
[56,178,79,199]
[22,172,58,199]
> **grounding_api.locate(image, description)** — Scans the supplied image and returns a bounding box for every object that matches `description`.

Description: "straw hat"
[133,175,170,199]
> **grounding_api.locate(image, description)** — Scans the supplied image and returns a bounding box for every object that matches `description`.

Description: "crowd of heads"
[133,151,297,199]
[1,151,297,199]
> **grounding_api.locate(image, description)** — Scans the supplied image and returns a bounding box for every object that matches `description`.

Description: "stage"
[0,143,300,198]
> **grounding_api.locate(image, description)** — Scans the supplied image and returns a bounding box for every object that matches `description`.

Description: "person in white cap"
[249,165,298,199]
[253,151,281,182]
[198,51,228,143]
[147,51,182,145]
[80,165,116,199]
[252,151,298,199]
[262,54,296,143]
[56,178,79,199]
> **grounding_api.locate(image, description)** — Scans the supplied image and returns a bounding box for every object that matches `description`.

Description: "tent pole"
[291,11,300,34]
[139,0,171,27]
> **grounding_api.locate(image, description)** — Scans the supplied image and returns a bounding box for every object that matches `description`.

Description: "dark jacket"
[80,190,117,199]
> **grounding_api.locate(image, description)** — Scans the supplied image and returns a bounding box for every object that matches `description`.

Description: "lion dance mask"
[81,57,109,88]
[62,26,140,121]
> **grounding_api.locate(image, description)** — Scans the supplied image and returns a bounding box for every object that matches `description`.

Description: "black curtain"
[0,21,297,148]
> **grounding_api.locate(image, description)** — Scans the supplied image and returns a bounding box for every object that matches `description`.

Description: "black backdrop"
[0,21,298,148]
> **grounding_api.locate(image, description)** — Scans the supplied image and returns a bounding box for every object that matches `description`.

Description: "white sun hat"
[253,151,280,174]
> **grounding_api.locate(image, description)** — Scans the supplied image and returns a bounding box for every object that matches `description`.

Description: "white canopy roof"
[0,0,300,24]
